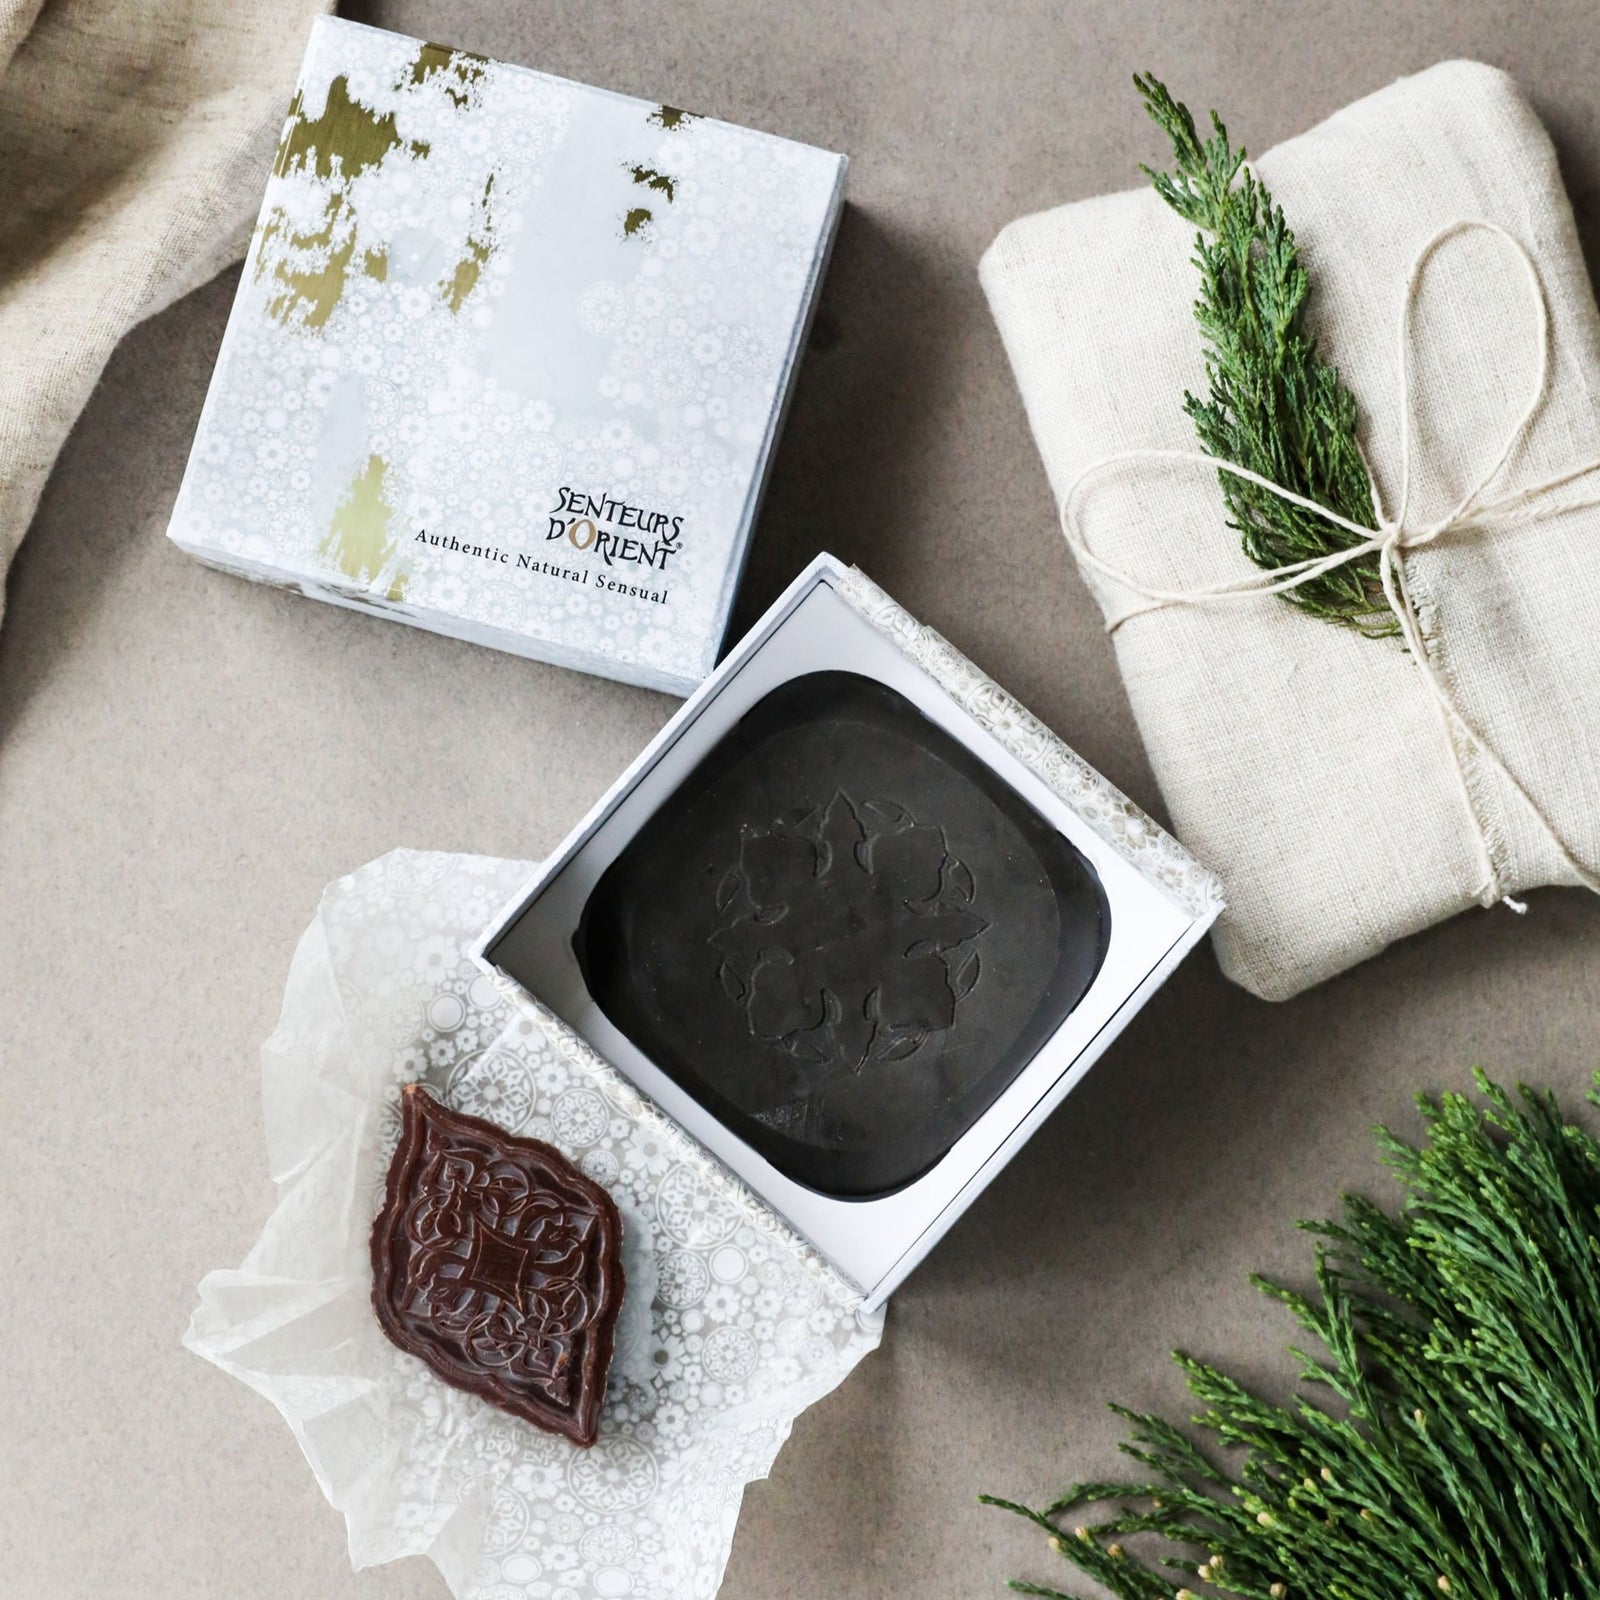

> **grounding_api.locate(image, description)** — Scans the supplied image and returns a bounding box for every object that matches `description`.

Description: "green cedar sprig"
[982,1070,1600,1598]
[1134,74,1396,637]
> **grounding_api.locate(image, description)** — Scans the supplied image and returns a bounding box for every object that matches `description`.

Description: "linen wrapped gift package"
[982,60,1600,1001]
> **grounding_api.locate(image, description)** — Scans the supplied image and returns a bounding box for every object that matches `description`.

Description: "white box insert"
[477,555,1223,1307]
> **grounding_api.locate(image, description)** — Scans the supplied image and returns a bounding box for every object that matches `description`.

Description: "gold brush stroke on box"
[256,46,499,330]
[443,174,497,313]
[321,453,407,599]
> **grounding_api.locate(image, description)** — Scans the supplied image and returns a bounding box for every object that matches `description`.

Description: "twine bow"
[1060,219,1600,911]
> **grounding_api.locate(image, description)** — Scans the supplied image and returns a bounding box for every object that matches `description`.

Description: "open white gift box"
[476,554,1223,1308]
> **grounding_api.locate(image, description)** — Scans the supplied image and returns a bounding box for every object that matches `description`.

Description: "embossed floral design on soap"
[370,1085,624,1446]
[708,792,988,1136]
[578,671,1111,1198]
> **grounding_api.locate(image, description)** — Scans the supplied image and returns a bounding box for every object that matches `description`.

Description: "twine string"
[1059,220,1600,908]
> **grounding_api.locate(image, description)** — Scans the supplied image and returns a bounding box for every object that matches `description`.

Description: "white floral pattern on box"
[167,18,843,694]
[185,849,881,1600]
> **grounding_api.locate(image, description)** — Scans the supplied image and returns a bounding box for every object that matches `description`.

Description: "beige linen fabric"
[0,0,329,632]
[982,61,1600,1001]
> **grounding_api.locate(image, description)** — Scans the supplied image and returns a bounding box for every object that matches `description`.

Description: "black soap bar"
[576,671,1110,1199]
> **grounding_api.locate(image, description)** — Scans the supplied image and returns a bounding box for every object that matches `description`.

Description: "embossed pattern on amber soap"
[370,1085,624,1447]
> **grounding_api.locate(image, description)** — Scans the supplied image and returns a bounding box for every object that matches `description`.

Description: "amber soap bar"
[370,1085,624,1447]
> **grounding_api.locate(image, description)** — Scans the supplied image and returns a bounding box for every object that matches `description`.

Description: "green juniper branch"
[982,1070,1600,1599]
[1135,74,1395,636]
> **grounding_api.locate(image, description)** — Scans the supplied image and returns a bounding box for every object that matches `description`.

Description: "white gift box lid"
[166,17,846,695]
[475,555,1223,1308]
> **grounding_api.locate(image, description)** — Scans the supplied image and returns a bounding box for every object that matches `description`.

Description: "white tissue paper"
[185,849,883,1600]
